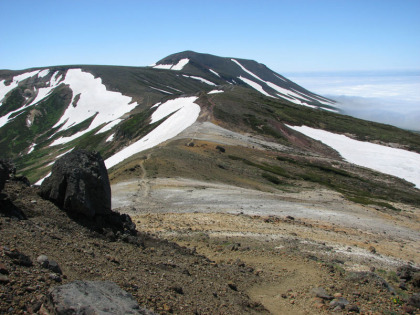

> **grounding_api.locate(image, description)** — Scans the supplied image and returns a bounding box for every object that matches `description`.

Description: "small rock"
[216,145,225,153]
[330,297,349,309]
[0,262,9,275]
[47,260,62,274]
[170,286,184,294]
[37,255,62,274]
[311,287,333,300]
[333,292,342,298]
[368,246,376,254]
[0,274,9,283]
[37,255,49,268]
[49,274,62,283]
[347,304,360,313]
[228,282,237,291]
[5,249,33,266]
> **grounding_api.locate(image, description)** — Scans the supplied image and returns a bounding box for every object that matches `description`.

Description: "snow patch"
[153,64,173,70]
[105,96,200,168]
[49,69,137,146]
[149,86,173,94]
[38,69,50,78]
[238,76,273,98]
[0,70,40,104]
[106,133,115,142]
[182,75,217,86]
[27,143,36,154]
[209,69,221,77]
[35,172,51,186]
[287,125,420,188]
[208,90,224,94]
[171,58,189,71]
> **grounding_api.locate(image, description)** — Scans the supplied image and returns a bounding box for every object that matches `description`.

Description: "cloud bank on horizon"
[288,71,420,131]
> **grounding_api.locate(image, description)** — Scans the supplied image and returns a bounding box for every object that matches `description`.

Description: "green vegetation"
[0,88,25,117]
[228,153,420,209]
[262,173,281,185]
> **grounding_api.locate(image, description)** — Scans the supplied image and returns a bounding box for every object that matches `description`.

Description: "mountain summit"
[151,51,336,109]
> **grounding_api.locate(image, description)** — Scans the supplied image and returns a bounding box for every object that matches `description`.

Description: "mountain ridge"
[0,51,419,204]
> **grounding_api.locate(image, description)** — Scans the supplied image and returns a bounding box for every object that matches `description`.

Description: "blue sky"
[1,0,419,72]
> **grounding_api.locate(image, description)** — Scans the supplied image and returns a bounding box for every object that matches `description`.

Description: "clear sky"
[1,0,419,72]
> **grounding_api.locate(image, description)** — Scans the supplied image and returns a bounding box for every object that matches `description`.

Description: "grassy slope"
[206,87,420,153]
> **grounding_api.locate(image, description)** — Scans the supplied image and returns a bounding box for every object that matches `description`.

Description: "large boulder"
[44,280,156,314]
[39,150,111,218]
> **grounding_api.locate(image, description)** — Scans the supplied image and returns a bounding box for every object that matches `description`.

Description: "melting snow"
[287,125,420,188]
[95,119,122,134]
[232,59,335,108]
[34,172,51,186]
[149,86,173,94]
[0,70,40,104]
[208,90,224,94]
[171,58,189,70]
[182,75,217,86]
[50,69,137,146]
[238,76,273,97]
[209,69,221,77]
[38,69,50,78]
[26,71,62,107]
[153,58,190,71]
[106,133,115,142]
[274,73,287,82]
[105,96,200,168]
[27,143,36,154]
[153,64,172,70]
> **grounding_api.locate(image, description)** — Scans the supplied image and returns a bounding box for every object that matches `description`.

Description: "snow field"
[50,69,137,146]
[287,125,420,188]
[153,58,190,71]
[105,96,200,168]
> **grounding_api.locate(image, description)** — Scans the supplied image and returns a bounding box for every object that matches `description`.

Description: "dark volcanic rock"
[39,150,111,218]
[0,160,11,192]
[45,280,156,315]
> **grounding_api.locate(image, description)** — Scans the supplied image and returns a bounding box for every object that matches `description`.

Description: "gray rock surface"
[46,280,155,314]
[39,150,111,218]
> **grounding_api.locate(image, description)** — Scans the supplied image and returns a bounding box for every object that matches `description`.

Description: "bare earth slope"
[110,121,420,314]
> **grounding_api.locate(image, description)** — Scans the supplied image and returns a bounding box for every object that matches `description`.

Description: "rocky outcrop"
[39,150,111,218]
[44,281,156,315]
[0,160,11,192]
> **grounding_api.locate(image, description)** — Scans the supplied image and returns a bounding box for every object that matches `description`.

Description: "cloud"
[287,71,420,131]
[332,95,420,131]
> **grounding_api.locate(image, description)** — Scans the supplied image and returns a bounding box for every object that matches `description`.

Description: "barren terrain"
[110,122,420,314]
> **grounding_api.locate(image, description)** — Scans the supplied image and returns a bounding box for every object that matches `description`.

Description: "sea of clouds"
[286,70,420,131]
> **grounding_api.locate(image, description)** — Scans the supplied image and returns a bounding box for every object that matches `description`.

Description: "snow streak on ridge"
[182,75,217,86]
[105,96,200,168]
